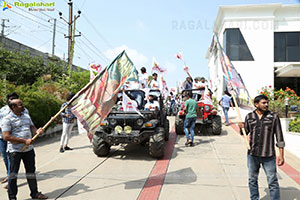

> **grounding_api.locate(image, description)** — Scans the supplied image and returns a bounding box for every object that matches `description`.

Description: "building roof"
[206,3,300,59]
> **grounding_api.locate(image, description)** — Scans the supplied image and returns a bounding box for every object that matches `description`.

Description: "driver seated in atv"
[144,94,160,111]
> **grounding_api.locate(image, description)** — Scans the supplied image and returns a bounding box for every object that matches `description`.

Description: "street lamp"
[285,97,290,118]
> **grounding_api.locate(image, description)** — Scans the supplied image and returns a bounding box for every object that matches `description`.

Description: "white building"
[206,4,300,101]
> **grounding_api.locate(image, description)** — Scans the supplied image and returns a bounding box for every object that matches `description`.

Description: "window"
[223,28,254,61]
[274,32,300,62]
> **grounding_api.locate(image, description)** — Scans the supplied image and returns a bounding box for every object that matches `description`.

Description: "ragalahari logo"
[2,1,12,11]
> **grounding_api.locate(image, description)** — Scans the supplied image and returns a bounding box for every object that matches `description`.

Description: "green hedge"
[0,46,90,130]
[289,115,300,133]
[0,80,63,129]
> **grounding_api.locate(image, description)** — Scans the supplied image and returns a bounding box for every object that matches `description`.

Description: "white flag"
[122,92,144,117]
[201,86,213,106]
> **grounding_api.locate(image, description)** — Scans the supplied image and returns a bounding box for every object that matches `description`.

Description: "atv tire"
[175,117,184,135]
[164,119,170,141]
[92,133,110,157]
[212,115,222,135]
[200,125,212,135]
[149,128,165,158]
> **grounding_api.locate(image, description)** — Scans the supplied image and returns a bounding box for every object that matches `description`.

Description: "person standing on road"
[183,92,197,146]
[59,93,76,153]
[238,95,285,200]
[1,99,48,200]
[0,92,29,189]
[219,91,234,126]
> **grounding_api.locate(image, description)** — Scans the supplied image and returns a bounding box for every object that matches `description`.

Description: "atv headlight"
[110,119,117,126]
[204,105,210,112]
[124,126,132,134]
[136,119,144,126]
[114,125,123,134]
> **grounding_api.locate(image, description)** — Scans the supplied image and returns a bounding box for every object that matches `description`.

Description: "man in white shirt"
[198,77,207,99]
[145,95,160,111]
[139,67,149,87]
[150,73,160,89]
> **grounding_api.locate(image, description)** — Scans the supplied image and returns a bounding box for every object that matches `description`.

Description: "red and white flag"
[122,92,143,117]
[176,52,184,61]
[201,86,213,106]
[89,64,102,81]
[152,58,166,74]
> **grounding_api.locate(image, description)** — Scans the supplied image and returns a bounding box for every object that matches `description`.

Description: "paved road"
[1,117,300,200]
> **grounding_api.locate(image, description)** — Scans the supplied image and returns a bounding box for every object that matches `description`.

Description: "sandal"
[1,176,8,184]
[32,192,48,199]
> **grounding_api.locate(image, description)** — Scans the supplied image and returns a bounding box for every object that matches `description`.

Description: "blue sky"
[1,0,299,88]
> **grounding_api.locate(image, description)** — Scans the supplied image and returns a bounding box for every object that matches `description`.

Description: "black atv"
[92,89,169,158]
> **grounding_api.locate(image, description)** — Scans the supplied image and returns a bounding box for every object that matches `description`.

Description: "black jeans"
[8,149,38,200]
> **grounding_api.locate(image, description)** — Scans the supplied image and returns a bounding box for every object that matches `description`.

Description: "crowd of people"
[0,66,286,200]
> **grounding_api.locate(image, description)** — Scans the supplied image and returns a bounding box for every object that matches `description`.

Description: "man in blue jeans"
[183,92,197,147]
[239,95,285,200]
[0,92,29,188]
[2,99,48,199]
[219,91,234,126]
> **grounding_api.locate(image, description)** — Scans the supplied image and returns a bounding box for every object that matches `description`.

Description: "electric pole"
[48,18,56,56]
[1,19,9,37]
[59,0,81,81]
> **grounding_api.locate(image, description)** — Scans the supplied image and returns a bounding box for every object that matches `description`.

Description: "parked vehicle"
[92,89,169,158]
[175,89,222,135]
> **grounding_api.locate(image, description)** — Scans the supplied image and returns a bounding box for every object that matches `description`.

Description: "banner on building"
[69,51,138,136]
[214,35,254,110]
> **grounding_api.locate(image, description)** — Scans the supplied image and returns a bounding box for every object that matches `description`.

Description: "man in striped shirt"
[239,95,285,200]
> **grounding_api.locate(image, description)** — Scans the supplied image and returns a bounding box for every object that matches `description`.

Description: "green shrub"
[289,115,300,133]
[0,47,67,86]
[259,86,300,118]
[0,79,65,129]
[22,90,62,129]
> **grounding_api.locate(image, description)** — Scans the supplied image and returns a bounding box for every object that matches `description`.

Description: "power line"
[76,37,110,64]
[8,9,66,35]
[74,41,94,62]
[79,34,111,63]
[16,0,68,30]
[71,0,114,49]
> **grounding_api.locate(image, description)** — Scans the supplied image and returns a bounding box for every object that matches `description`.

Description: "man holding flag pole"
[20,50,139,150]
[214,33,285,200]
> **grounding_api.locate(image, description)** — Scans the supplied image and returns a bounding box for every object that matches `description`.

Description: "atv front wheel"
[175,117,184,135]
[212,115,222,135]
[92,133,111,157]
[149,128,165,158]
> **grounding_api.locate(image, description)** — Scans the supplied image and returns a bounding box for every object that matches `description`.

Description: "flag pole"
[21,103,69,152]
[215,35,251,150]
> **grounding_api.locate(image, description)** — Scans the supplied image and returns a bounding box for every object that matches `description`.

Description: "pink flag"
[176,52,184,61]
[183,66,189,72]
[89,64,102,81]
[152,58,167,73]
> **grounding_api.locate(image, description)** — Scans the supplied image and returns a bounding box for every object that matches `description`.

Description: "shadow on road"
[261,187,300,200]
[125,167,197,189]
[17,169,77,188]
[39,167,196,199]
[46,183,93,199]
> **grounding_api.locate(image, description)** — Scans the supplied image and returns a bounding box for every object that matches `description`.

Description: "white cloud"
[104,45,148,67]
